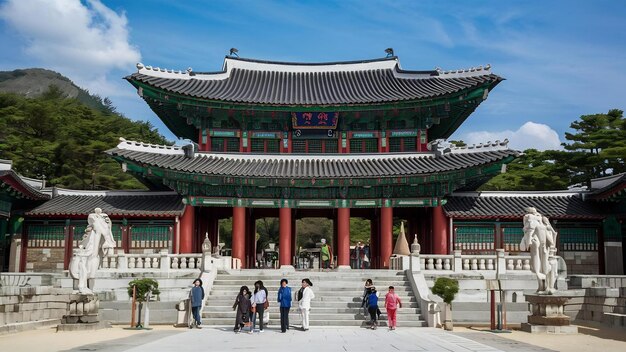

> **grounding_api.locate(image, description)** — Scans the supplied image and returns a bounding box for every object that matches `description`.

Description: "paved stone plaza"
[2,323,626,352]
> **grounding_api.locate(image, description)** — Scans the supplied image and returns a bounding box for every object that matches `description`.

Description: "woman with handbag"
[251,280,268,332]
[232,285,252,333]
[298,278,315,331]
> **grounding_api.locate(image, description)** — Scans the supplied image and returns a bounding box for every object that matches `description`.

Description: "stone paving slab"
[112,326,545,352]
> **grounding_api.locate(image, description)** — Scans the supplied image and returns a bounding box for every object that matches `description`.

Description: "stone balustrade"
[100,252,204,271]
[390,249,534,275]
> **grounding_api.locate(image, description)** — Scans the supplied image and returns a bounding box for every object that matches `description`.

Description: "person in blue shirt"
[189,278,204,328]
[277,278,292,333]
[367,286,379,329]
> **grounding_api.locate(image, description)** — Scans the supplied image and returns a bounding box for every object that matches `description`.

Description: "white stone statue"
[69,208,116,294]
[519,207,557,294]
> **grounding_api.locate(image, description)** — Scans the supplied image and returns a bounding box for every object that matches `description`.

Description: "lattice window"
[389,137,416,152]
[293,140,306,153]
[308,140,322,153]
[226,138,240,152]
[454,226,495,253]
[27,225,65,248]
[324,140,338,153]
[212,138,225,152]
[130,225,173,249]
[558,228,598,251]
[266,140,280,153]
[350,139,378,153]
[251,139,265,152]
[502,227,524,252]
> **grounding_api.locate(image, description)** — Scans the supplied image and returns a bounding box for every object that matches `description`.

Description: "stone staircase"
[202,270,426,328]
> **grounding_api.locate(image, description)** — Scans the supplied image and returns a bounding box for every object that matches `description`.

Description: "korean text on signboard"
[291,112,339,129]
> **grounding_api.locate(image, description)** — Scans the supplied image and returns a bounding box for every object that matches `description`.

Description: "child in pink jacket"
[385,286,402,330]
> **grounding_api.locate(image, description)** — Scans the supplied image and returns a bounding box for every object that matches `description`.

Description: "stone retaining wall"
[0,286,73,334]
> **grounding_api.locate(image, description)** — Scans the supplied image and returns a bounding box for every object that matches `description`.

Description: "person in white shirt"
[298,278,315,331]
[251,280,268,332]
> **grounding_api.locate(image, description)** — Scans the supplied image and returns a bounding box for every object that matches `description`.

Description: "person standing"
[232,285,252,333]
[189,278,204,329]
[251,280,268,332]
[355,241,363,269]
[320,239,333,269]
[277,278,292,333]
[367,286,379,329]
[385,286,402,330]
[361,279,374,318]
[363,242,371,269]
[298,278,314,331]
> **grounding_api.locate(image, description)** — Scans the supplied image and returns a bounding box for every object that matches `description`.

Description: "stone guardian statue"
[69,208,116,294]
[519,207,557,294]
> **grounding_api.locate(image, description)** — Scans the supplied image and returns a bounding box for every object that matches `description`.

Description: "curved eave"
[0,171,50,200]
[127,76,501,109]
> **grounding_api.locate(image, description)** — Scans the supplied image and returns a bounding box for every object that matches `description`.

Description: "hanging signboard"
[291,112,339,129]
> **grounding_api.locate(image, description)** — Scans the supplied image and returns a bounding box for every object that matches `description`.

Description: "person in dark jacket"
[367,286,379,329]
[232,285,252,333]
[190,278,204,328]
[277,278,292,333]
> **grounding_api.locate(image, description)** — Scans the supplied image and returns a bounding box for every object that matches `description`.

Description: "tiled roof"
[107,140,517,179]
[444,192,604,220]
[26,191,183,217]
[0,160,49,200]
[588,173,626,200]
[126,57,502,105]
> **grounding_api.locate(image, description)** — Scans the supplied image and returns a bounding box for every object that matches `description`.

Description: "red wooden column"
[380,206,393,269]
[432,205,449,255]
[279,207,292,267]
[179,205,195,253]
[337,207,350,268]
[232,207,246,266]
[369,217,378,269]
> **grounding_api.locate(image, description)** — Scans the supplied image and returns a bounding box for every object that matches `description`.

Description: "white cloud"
[0,0,140,97]
[461,122,562,151]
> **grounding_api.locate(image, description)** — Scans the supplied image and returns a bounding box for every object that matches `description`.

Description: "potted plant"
[431,277,459,331]
[128,278,160,328]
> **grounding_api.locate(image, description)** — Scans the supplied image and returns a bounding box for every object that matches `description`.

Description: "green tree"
[0,87,170,189]
[562,109,626,183]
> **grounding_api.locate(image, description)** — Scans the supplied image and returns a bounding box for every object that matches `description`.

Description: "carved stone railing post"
[496,249,506,276]
[160,250,170,271]
[453,250,462,272]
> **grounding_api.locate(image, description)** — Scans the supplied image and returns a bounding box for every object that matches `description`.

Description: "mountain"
[0,68,113,113]
[0,68,170,190]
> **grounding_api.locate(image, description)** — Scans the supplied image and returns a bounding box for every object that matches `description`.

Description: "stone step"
[208,290,414,296]
[202,312,421,322]
[207,295,416,302]
[209,285,412,291]
[204,306,421,314]
[204,301,420,309]
[200,318,427,327]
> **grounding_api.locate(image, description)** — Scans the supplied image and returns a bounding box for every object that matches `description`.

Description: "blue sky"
[1,0,624,150]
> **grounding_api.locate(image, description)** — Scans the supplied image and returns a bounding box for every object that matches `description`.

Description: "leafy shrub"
[127,278,160,302]
[431,277,459,305]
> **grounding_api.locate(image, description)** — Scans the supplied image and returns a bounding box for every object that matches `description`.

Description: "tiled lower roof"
[444,192,604,220]
[107,148,517,179]
[0,170,50,200]
[26,193,184,217]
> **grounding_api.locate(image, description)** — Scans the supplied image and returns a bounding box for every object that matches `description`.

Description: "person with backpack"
[361,279,374,319]
[298,278,314,331]
[232,285,252,333]
[367,286,379,329]
[277,278,292,333]
[189,278,204,329]
[251,280,268,332]
[385,286,402,330]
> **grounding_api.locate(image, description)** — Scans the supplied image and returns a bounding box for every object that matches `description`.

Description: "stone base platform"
[56,320,111,332]
[521,322,578,334]
[523,292,578,334]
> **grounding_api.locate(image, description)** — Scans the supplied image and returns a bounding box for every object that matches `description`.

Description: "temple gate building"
[4,55,624,274]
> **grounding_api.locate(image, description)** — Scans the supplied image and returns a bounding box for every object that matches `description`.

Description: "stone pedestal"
[521,293,578,334]
[58,294,107,331]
